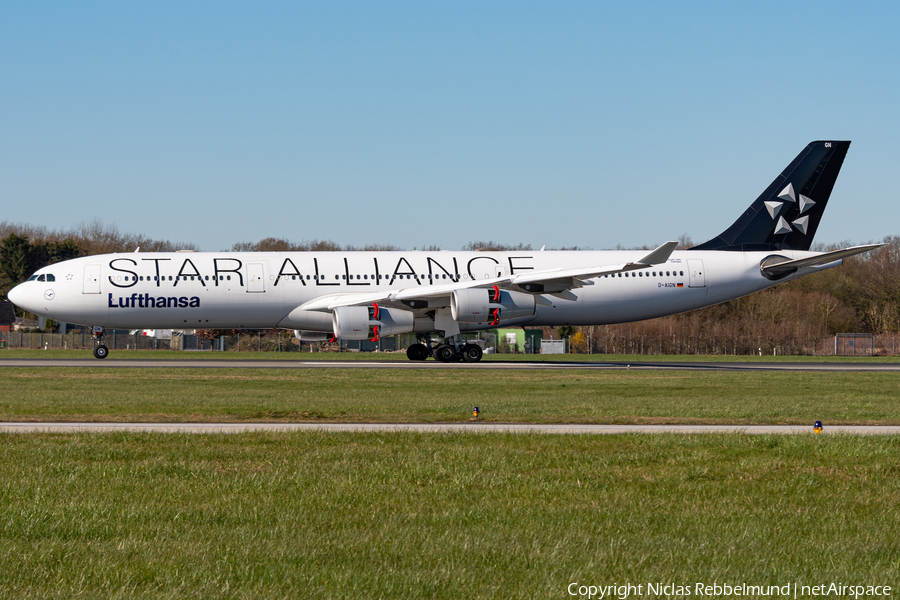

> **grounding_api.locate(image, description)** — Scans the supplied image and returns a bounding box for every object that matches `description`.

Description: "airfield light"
[814,420,823,434]
[473,407,480,418]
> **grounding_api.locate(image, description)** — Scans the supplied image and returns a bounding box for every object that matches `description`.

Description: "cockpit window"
[37,275,46,282]
[46,274,55,282]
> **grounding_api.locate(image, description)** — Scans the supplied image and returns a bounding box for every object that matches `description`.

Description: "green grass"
[2,368,899,424]
[1,432,897,599]
[3,348,900,362]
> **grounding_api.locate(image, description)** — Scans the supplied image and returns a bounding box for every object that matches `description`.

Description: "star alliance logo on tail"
[767,183,816,236]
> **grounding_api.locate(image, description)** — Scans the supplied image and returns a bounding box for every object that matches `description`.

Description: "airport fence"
[0,330,397,353]
[2,329,899,356]
[0,330,176,351]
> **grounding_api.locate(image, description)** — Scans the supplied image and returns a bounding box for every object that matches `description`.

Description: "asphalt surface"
[2,358,900,371]
[2,423,899,434]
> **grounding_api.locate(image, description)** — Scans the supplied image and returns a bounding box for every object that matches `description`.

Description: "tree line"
[0,220,200,301]
[2,221,898,354]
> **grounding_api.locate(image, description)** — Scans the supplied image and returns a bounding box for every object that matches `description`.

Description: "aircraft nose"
[7,283,28,310]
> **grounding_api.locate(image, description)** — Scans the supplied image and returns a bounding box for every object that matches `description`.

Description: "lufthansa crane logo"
[44,289,55,301]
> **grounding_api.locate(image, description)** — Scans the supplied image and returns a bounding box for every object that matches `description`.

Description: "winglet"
[636,241,678,266]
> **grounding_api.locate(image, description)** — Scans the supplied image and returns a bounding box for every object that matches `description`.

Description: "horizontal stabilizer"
[761,244,883,277]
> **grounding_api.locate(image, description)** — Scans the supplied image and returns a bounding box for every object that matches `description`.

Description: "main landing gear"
[406,335,484,363]
[91,326,109,359]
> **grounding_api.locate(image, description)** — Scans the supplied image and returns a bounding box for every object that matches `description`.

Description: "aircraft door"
[687,259,706,288]
[83,264,101,294]
[247,263,265,293]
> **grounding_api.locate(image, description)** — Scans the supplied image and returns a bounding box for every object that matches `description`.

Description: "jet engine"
[332,305,415,340]
[451,287,536,326]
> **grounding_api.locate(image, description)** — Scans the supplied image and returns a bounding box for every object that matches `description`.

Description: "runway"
[2,422,899,434]
[1,358,900,371]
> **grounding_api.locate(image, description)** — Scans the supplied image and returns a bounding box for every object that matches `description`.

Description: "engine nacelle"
[332,305,416,340]
[332,306,371,340]
[451,287,535,325]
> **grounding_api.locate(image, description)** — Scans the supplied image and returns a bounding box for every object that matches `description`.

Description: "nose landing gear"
[91,326,109,359]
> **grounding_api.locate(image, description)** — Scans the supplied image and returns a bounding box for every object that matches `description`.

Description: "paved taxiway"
[2,423,899,434]
[2,358,900,371]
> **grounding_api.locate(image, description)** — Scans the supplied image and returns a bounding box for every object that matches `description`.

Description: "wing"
[297,241,679,312]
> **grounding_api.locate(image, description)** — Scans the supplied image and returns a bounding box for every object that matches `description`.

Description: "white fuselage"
[9,249,838,331]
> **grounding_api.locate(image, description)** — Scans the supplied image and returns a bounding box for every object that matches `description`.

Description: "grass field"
[1,432,897,599]
[1,367,899,424]
[3,348,900,362]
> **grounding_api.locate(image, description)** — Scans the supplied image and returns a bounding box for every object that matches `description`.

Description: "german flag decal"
[677,283,684,287]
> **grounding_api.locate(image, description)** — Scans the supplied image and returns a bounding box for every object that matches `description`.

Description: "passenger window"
[205,276,209,280]
[680,271,684,276]
[227,276,231,280]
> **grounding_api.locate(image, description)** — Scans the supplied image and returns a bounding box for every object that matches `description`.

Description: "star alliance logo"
[766,183,815,236]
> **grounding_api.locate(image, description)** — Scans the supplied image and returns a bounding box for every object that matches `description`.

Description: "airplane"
[7,140,881,362]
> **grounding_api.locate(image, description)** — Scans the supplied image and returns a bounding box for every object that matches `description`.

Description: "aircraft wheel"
[433,344,456,362]
[461,344,483,363]
[406,343,429,361]
[93,345,109,360]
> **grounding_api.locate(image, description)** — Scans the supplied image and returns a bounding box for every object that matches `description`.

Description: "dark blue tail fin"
[692,141,850,251]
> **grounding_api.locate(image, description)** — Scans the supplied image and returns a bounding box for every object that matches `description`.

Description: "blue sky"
[1,1,897,251]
